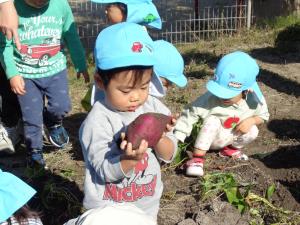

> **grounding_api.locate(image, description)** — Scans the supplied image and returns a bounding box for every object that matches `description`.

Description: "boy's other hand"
[153,114,178,147]
[0,1,21,50]
[10,75,26,95]
[120,132,148,161]
[77,71,90,83]
[165,113,179,132]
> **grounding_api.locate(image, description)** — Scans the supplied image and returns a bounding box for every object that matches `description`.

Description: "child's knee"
[249,125,259,140]
[195,116,223,149]
[242,125,259,142]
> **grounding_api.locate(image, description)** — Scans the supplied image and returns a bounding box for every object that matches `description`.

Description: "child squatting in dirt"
[174,51,270,177]
[79,22,178,222]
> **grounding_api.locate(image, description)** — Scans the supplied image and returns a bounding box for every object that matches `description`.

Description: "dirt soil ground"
[0,40,299,225]
[158,48,300,225]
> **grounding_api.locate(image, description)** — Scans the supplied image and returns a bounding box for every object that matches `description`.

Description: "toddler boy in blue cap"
[83,39,188,110]
[81,0,163,111]
[79,22,177,221]
[0,169,42,224]
[174,51,269,177]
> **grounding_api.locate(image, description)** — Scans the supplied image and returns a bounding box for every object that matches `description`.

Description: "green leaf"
[237,203,246,213]
[266,184,275,200]
[173,142,189,164]
[225,187,239,204]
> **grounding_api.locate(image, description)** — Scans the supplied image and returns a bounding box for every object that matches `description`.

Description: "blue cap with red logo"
[206,51,264,103]
[94,22,155,70]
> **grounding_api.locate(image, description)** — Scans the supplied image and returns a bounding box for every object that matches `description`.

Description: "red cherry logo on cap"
[132,42,143,52]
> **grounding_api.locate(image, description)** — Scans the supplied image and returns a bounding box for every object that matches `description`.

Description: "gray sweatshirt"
[79,95,178,220]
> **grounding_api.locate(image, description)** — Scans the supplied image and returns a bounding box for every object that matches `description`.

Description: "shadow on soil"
[280,180,300,204]
[27,169,84,225]
[257,145,300,169]
[250,47,300,64]
[275,23,300,54]
[254,145,300,204]
[0,161,83,225]
[260,119,300,169]
[258,69,300,97]
[253,119,300,204]
[0,112,89,225]
[64,112,88,161]
[268,119,300,141]
[250,23,300,64]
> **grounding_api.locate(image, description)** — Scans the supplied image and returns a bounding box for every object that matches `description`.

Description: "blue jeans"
[18,70,71,151]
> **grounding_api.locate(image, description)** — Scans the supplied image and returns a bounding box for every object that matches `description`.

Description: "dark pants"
[0,66,21,127]
[17,70,71,151]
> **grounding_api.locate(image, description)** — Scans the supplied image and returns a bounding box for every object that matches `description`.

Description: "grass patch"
[199,172,300,224]
[257,14,300,30]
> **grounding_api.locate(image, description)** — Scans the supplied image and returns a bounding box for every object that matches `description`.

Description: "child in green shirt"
[0,0,89,168]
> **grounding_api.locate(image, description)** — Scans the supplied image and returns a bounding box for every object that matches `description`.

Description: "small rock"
[195,212,216,225]
[177,218,197,225]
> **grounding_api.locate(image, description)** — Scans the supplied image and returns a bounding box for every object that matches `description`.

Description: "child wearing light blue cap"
[81,0,163,111]
[92,0,162,29]
[174,51,269,177]
[79,22,177,221]
[82,40,187,110]
[150,40,187,98]
[0,169,42,224]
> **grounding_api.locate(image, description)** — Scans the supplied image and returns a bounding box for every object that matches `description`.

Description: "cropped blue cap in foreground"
[94,22,155,70]
[206,51,264,103]
[0,169,36,223]
[91,0,162,29]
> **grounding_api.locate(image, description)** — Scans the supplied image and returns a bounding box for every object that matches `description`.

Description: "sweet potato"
[126,113,172,149]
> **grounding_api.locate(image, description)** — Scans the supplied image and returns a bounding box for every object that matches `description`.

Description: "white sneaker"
[185,157,205,177]
[0,124,15,154]
[4,125,21,146]
[42,125,50,144]
[219,146,249,161]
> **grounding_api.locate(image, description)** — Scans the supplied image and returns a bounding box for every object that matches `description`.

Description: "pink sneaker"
[185,157,205,177]
[219,146,248,160]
